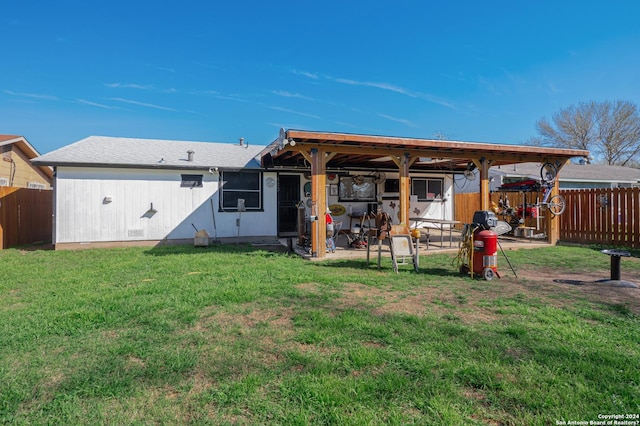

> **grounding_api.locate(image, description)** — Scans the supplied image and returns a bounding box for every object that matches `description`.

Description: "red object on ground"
[473,229,500,280]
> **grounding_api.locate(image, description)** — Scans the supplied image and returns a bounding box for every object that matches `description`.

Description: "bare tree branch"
[534,100,640,165]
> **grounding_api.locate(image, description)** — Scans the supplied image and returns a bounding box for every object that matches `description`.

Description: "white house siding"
[409,174,455,222]
[54,167,278,245]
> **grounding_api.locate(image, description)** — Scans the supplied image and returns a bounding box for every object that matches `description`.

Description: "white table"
[410,218,461,248]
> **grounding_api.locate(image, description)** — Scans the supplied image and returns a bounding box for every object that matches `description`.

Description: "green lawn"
[1,244,638,425]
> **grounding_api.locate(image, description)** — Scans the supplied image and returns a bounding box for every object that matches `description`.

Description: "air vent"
[127,229,144,238]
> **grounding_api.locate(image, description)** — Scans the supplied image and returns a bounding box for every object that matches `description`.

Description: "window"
[181,174,203,188]
[221,171,262,211]
[384,178,399,193]
[339,175,376,201]
[411,178,443,201]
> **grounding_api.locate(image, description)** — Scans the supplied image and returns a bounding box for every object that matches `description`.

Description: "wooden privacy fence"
[0,187,53,249]
[454,187,640,249]
[455,191,546,232]
[561,187,640,248]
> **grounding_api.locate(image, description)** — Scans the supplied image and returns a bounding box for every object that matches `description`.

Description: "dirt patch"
[303,266,640,323]
[190,268,638,353]
[505,266,640,315]
[194,306,296,336]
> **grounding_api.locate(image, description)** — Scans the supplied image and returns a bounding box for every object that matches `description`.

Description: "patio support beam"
[310,147,327,258]
[545,159,568,245]
[392,153,412,225]
[473,157,493,211]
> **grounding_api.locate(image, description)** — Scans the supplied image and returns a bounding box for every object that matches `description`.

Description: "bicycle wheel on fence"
[540,162,558,183]
[547,194,566,216]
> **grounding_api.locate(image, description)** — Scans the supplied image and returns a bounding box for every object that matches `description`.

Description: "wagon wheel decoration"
[597,194,609,210]
[371,171,386,185]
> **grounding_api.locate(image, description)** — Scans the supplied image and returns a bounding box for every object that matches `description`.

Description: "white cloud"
[108,97,177,112]
[269,106,320,120]
[377,113,417,127]
[333,76,456,109]
[271,90,314,101]
[105,83,153,90]
[292,69,320,80]
[76,99,116,109]
[334,78,414,96]
[4,90,58,100]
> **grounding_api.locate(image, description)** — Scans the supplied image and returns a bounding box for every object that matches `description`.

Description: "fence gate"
[0,187,53,249]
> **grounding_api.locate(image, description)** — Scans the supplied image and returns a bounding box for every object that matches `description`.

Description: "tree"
[533,100,640,166]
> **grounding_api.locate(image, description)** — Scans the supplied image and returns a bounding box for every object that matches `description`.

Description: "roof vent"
[187,150,194,161]
[239,137,244,146]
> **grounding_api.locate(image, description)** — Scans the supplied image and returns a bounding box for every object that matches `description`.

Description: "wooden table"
[410,218,461,248]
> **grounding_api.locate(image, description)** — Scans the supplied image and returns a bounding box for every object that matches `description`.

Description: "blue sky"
[2,1,640,154]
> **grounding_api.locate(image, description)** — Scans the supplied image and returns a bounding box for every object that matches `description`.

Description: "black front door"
[278,175,300,236]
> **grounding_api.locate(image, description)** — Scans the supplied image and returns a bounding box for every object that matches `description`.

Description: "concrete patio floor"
[284,229,552,262]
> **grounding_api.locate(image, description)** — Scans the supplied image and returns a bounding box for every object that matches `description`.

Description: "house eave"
[32,161,263,172]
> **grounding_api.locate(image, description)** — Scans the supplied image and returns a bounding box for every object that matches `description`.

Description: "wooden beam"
[545,159,569,245]
[398,153,411,225]
[282,142,587,169]
[310,148,327,258]
[299,149,312,164]
[472,158,492,211]
[285,130,589,158]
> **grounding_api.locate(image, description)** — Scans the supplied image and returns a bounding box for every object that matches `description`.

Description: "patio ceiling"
[262,130,590,173]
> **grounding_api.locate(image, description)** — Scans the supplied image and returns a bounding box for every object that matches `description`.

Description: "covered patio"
[282,227,552,265]
[262,130,589,258]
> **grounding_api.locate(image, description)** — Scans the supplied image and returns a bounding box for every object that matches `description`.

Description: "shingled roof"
[1,134,54,180]
[32,136,264,170]
[495,162,640,185]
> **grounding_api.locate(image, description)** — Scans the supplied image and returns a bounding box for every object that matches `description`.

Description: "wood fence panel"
[453,193,481,227]
[556,187,640,249]
[561,189,575,241]
[617,188,626,246]
[570,190,581,242]
[627,187,635,247]
[595,189,602,244]
[628,187,633,245]
[580,189,589,244]
[612,187,618,245]
[621,187,636,248]
[591,189,599,244]
[575,190,586,244]
[628,188,633,247]
[588,190,595,243]
[455,187,640,249]
[0,187,53,249]
[630,188,640,248]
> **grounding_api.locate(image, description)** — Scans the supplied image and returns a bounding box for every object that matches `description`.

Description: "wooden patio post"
[476,157,491,211]
[310,148,327,258]
[398,153,411,225]
[545,165,563,245]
